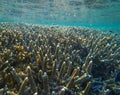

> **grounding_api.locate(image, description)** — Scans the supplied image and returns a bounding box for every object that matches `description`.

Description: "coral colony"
[0,23,120,95]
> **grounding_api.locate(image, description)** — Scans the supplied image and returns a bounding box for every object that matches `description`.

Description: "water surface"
[0,0,120,33]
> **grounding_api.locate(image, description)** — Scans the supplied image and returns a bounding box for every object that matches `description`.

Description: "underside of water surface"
[0,0,120,33]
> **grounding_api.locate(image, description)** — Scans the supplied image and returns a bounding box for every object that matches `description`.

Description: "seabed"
[0,23,120,95]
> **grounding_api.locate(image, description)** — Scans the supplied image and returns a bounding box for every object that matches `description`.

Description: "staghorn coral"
[0,23,120,95]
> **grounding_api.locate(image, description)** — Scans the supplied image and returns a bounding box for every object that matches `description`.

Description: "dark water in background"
[0,0,120,33]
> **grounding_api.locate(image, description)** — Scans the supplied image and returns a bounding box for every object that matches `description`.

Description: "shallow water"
[0,1,120,94]
[0,0,120,33]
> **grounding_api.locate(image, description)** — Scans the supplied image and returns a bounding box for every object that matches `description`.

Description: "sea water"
[0,0,120,34]
[0,1,120,95]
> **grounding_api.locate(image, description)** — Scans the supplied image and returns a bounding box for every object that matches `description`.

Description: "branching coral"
[0,23,120,95]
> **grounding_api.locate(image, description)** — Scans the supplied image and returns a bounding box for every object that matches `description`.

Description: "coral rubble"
[0,23,120,95]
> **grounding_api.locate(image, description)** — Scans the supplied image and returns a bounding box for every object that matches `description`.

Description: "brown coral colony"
[0,23,120,95]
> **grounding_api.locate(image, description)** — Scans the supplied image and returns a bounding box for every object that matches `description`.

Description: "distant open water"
[0,0,120,34]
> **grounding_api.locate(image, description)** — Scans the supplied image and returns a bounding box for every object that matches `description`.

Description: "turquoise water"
[0,0,120,33]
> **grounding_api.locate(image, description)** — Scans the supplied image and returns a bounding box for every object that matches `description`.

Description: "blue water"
[0,0,120,33]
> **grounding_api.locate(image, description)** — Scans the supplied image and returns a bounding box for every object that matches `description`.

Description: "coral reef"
[0,23,120,95]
